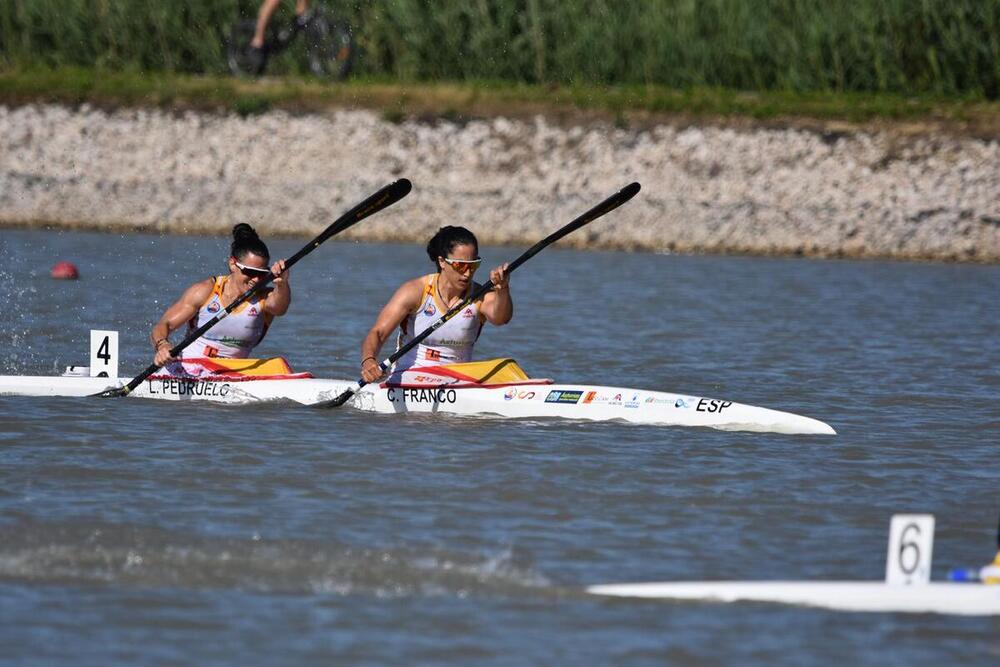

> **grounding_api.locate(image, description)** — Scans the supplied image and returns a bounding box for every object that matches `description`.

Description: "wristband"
[155,338,170,349]
[361,356,377,366]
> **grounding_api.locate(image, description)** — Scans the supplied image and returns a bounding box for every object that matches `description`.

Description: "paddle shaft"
[313,181,641,408]
[100,178,413,398]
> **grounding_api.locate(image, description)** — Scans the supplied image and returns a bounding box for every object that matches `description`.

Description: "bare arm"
[479,262,513,325]
[264,258,291,317]
[150,278,214,366]
[360,278,424,382]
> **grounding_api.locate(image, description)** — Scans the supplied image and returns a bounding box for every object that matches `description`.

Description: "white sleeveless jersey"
[394,273,486,369]
[182,276,273,359]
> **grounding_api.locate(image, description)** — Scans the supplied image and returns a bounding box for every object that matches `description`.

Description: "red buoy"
[50,261,80,280]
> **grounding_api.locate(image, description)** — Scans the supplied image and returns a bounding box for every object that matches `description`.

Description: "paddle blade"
[93,361,161,397]
[556,181,640,240]
[312,178,413,247]
[93,386,128,398]
[506,182,641,274]
[563,181,640,238]
[355,178,412,222]
[311,387,356,409]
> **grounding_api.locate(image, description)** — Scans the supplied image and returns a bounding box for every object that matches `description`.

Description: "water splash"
[0,521,553,599]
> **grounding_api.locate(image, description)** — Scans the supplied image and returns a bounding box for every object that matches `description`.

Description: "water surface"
[1,228,998,665]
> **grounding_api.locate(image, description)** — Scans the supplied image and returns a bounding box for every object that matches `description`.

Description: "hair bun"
[232,223,259,241]
[230,223,270,261]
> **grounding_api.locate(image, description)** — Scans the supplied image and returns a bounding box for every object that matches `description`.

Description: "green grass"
[2,1,998,98]
[1,66,997,133]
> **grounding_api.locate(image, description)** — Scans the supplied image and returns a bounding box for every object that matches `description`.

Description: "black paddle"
[311,181,641,409]
[96,178,413,398]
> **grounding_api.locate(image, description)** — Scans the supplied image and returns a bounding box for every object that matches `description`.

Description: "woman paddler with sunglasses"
[149,223,290,369]
[359,225,512,383]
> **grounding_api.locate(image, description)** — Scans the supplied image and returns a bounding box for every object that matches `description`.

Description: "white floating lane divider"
[587,515,1000,616]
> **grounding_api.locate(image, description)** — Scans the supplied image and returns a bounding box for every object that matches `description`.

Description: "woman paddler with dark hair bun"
[150,223,290,368]
[359,225,512,383]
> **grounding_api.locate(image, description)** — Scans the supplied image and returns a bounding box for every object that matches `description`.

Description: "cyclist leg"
[251,0,284,49]
[295,0,312,27]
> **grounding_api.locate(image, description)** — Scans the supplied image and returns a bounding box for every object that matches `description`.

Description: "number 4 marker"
[90,330,119,379]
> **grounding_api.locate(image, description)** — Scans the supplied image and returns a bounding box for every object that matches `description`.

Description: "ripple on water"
[1,231,999,664]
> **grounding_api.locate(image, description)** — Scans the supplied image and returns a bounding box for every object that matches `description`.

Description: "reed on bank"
[1,0,998,98]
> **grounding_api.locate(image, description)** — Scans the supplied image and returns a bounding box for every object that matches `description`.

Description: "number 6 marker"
[885,514,934,585]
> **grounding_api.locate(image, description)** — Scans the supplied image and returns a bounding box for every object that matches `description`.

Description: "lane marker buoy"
[50,261,79,280]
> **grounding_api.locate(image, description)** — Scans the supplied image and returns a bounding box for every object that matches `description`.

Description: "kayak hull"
[586,581,1000,616]
[0,375,835,435]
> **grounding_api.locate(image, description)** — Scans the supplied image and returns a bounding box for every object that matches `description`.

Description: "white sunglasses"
[233,259,270,277]
[442,257,482,273]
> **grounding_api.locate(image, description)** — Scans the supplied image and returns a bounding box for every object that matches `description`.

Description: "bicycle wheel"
[303,15,354,80]
[226,19,267,76]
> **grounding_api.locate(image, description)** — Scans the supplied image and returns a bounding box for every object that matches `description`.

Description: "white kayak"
[0,358,835,435]
[587,515,1000,616]
[585,581,1000,616]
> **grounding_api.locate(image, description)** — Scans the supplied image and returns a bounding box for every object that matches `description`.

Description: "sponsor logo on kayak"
[410,375,444,384]
[645,396,677,406]
[624,393,641,408]
[505,389,538,401]
[604,393,623,405]
[583,392,618,404]
[387,387,457,404]
[672,398,692,409]
[545,390,583,404]
[206,300,221,313]
[147,379,232,398]
[696,398,733,413]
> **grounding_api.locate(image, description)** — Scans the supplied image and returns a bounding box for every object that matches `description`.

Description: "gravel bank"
[1,104,998,262]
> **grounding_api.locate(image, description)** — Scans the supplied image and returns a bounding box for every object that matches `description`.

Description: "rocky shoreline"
[1,103,998,262]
